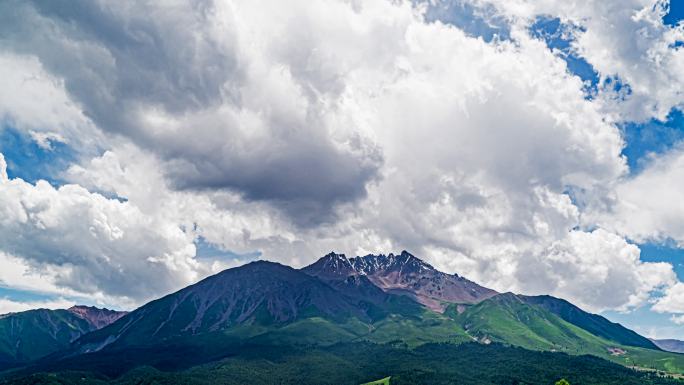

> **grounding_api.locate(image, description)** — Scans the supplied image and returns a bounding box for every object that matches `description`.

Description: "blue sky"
[1,0,684,339]
[664,0,684,27]
[622,109,684,172]
[0,125,75,185]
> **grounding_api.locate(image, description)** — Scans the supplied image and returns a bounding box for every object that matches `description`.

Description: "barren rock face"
[67,306,128,329]
[303,250,498,312]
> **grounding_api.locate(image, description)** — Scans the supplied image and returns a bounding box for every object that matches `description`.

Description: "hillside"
[72,260,458,354]
[520,295,659,350]
[449,293,684,373]
[0,306,125,368]
[2,343,681,385]
[452,293,613,355]
[1,251,684,381]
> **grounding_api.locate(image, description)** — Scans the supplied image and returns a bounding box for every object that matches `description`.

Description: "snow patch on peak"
[301,251,356,279]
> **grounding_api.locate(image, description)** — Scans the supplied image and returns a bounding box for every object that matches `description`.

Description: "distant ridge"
[651,338,684,353]
[0,306,126,367]
[68,305,128,329]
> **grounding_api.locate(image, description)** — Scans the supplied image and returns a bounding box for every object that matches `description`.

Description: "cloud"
[0,0,679,315]
[517,229,676,312]
[0,53,101,151]
[0,0,385,225]
[0,252,79,298]
[469,0,684,122]
[0,298,75,315]
[589,145,684,246]
[64,144,297,260]
[653,282,684,314]
[0,154,7,181]
[0,153,214,306]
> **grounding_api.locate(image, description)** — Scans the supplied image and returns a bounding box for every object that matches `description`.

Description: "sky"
[0,0,684,338]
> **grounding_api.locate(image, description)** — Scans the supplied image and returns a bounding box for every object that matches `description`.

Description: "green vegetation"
[361,376,390,385]
[9,299,684,380]
[0,310,93,366]
[2,343,682,385]
[612,346,684,374]
[4,273,684,383]
[452,293,616,354]
[5,295,684,381]
[522,295,659,349]
[448,294,684,374]
[360,310,470,346]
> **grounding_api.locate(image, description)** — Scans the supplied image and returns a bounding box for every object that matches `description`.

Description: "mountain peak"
[303,251,497,311]
[216,259,298,277]
[301,251,355,279]
[323,251,352,265]
[347,251,438,277]
[67,305,128,329]
[74,259,374,352]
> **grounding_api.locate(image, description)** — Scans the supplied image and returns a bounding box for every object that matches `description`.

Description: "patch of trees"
[2,343,683,385]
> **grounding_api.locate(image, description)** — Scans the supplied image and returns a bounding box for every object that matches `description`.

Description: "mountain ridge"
[519,294,659,350]
[0,306,126,368]
[302,250,498,311]
[651,338,684,353]
[301,251,659,351]
[67,305,128,329]
[1,250,681,380]
[72,260,426,354]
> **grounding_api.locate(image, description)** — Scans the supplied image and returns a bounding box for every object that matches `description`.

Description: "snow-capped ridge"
[302,250,498,312]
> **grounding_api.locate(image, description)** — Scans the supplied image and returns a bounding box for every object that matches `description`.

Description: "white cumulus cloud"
[0,0,679,316]
[589,146,684,246]
[0,298,75,315]
[0,153,215,307]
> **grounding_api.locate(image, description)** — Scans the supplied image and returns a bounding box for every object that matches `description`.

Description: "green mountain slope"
[520,295,659,349]
[450,293,684,374]
[0,306,127,369]
[4,254,684,380]
[0,310,93,366]
[72,261,455,354]
[2,343,681,385]
[452,293,612,355]
[11,308,468,378]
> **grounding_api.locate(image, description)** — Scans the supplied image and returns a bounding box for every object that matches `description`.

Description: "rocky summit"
[303,250,498,311]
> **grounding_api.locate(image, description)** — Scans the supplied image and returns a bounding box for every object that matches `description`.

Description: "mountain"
[652,338,684,353]
[67,306,128,329]
[0,306,126,367]
[452,293,615,354]
[65,253,684,373]
[72,260,428,353]
[519,295,659,350]
[445,293,684,374]
[303,251,497,311]
[301,252,358,280]
[3,251,684,382]
[450,293,660,352]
